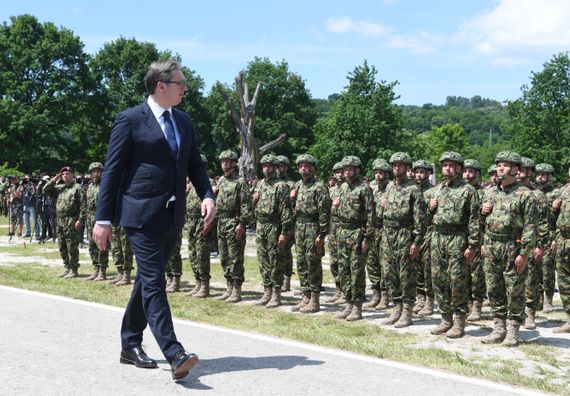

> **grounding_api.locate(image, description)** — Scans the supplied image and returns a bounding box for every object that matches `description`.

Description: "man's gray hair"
[144,59,182,94]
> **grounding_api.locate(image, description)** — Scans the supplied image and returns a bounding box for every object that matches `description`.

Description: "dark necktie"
[162,110,178,158]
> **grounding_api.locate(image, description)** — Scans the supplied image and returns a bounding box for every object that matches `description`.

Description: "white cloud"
[326,16,390,36]
[388,31,444,54]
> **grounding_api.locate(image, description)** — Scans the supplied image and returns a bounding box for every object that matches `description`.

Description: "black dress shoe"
[170,351,199,380]
[120,346,158,369]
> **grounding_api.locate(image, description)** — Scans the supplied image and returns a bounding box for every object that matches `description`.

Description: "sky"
[2,0,570,105]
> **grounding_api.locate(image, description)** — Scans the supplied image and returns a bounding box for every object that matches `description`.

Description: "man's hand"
[481,202,493,215]
[361,240,369,255]
[93,223,113,251]
[201,198,216,227]
[203,221,214,236]
[332,197,340,208]
[481,244,486,257]
[290,189,297,200]
[315,235,324,255]
[553,198,562,212]
[278,234,287,249]
[235,223,245,241]
[410,242,420,260]
[533,247,544,261]
[252,192,260,205]
[515,254,528,273]
[74,220,82,231]
[464,246,476,262]
[429,198,438,212]
[552,240,557,253]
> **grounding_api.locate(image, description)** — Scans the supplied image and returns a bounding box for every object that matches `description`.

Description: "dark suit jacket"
[96,101,214,230]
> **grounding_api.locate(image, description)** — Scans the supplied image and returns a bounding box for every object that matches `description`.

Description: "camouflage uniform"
[110,224,134,285]
[8,183,23,229]
[85,163,109,276]
[277,155,296,287]
[327,161,345,302]
[166,232,183,278]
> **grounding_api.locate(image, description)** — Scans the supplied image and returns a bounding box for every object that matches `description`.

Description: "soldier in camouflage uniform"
[463,159,487,321]
[43,167,87,278]
[364,159,392,310]
[252,154,293,308]
[551,160,570,332]
[480,151,537,346]
[429,152,480,338]
[535,163,557,313]
[109,225,134,286]
[412,159,436,316]
[289,154,331,313]
[381,152,426,328]
[277,155,296,292]
[213,150,253,302]
[165,232,184,292]
[333,156,374,321]
[85,162,110,281]
[325,161,346,304]
[8,177,23,237]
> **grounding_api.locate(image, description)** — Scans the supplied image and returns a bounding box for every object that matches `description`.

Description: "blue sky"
[2,0,570,105]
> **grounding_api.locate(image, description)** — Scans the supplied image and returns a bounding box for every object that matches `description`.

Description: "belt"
[296,215,318,223]
[434,224,467,234]
[165,200,175,209]
[383,219,412,229]
[485,230,517,242]
[338,222,361,230]
[218,211,238,218]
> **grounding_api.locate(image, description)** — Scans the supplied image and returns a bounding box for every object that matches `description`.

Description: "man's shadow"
[170,355,324,389]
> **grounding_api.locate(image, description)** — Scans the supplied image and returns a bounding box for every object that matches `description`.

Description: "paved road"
[0,286,546,395]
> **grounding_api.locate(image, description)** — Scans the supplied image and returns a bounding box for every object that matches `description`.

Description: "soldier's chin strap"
[497,165,516,181]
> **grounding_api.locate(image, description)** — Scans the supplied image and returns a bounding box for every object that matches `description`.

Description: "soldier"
[381,152,426,327]
[252,154,293,308]
[276,155,296,292]
[480,151,537,346]
[333,156,374,321]
[325,161,346,304]
[412,159,436,316]
[109,225,134,286]
[8,176,23,237]
[551,159,570,332]
[85,162,110,281]
[289,154,331,313]
[364,159,392,310]
[429,152,479,338]
[535,163,557,313]
[214,150,253,302]
[165,232,184,292]
[21,175,40,240]
[463,159,487,321]
[43,166,87,279]
[488,165,499,186]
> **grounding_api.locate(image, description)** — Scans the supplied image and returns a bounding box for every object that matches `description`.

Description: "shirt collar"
[147,95,171,120]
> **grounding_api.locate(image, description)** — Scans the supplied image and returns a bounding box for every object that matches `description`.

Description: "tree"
[423,123,469,165]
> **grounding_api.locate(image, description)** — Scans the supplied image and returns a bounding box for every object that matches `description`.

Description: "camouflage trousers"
[337,227,366,302]
[165,232,183,277]
[415,229,433,297]
[256,221,284,288]
[525,258,542,310]
[217,218,244,285]
[556,235,570,313]
[366,228,386,291]
[328,221,341,287]
[295,222,324,293]
[112,225,133,272]
[57,216,82,269]
[468,253,486,302]
[86,219,109,268]
[431,231,470,315]
[278,234,295,278]
[541,248,556,296]
[10,202,23,225]
[483,237,527,323]
[382,227,416,305]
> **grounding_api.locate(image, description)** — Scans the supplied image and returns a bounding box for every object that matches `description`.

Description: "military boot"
[524,307,536,330]
[108,270,123,284]
[94,267,107,281]
[226,284,242,303]
[216,283,234,300]
[553,312,570,333]
[418,296,434,316]
[446,313,466,338]
[335,300,354,320]
[481,318,507,344]
[467,299,482,322]
[381,302,403,325]
[85,267,99,281]
[194,279,210,298]
[375,291,389,310]
[543,293,554,313]
[165,275,173,289]
[58,268,70,278]
[364,289,381,308]
[503,320,521,347]
[184,279,202,296]
[282,276,291,292]
[254,287,272,306]
[266,288,282,308]
[431,313,453,335]
[64,267,79,279]
[346,301,363,321]
[394,303,413,328]
[115,270,131,286]
[166,276,181,293]
[291,291,311,312]
[413,294,426,314]
[325,286,342,303]
[300,292,320,313]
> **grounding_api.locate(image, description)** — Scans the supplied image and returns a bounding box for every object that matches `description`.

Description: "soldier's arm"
[411,187,427,246]
[519,192,538,257]
[362,186,375,242]
[467,187,480,248]
[238,178,254,227]
[78,187,87,223]
[317,183,331,237]
[278,183,292,235]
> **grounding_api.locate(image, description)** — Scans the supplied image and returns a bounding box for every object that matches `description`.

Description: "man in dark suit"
[93,59,215,380]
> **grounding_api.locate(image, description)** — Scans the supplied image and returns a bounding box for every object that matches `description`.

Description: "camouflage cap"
[487,164,497,174]
[332,161,344,172]
[260,154,279,165]
[219,150,238,161]
[341,155,362,168]
[389,152,412,165]
[463,159,481,170]
[438,151,464,165]
[495,151,522,166]
[295,154,317,165]
[372,158,392,172]
[88,162,104,172]
[412,159,432,171]
[520,157,535,170]
[535,163,554,174]
[277,155,290,165]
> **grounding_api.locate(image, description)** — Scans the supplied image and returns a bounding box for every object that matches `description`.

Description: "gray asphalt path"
[0,286,545,395]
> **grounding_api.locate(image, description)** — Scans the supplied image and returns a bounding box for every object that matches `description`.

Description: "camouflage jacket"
[186,184,202,219]
[292,176,331,236]
[279,174,296,191]
[382,177,426,245]
[430,176,480,247]
[419,179,435,229]
[371,180,389,229]
[527,185,551,249]
[481,182,537,256]
[329,184,342,224]
[44,179,86,220]
[336,176,375,242]
[216,172,254,226]
[85,181,101,224]
[254,176,292,234]
[553,183,570,238]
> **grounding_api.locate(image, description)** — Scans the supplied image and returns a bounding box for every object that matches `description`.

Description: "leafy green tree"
[423,123,468,164]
